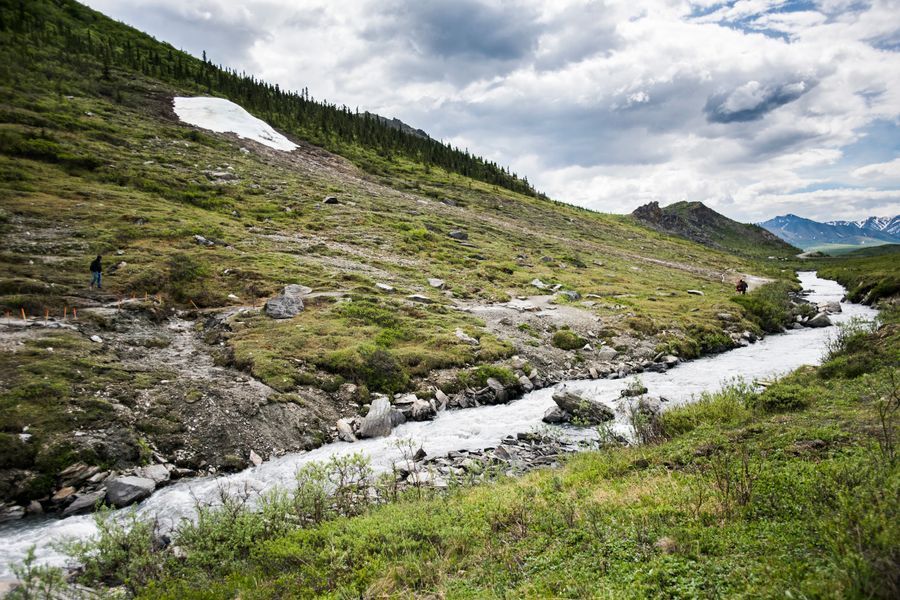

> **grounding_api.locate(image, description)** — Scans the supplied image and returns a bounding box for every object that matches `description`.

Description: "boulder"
[138,463,171,484]
[551,385,614,424]
[542,406,569,424]
[265,285,310,319]
[407,294,434,304]
[0,504,25,524]
[410,398,436,421]
[428,278,445,289]
[358,397,393,438]
[62,490,106,516]
[557,290,581,301]
[518,375,534,392]
[806,312,832,328]
[686,289,705,296]
[595,347,618,361]
[455,328,479,346]
[105,476,156,508]
[448,230,468,240]
[51,486,77,503]
[434,388,450,410]
[486,378,509,404]
[249,450,264,467]
[376,282,395,292]
[818,301,841,314]
[323,196,339,204]
[336,418,357,443]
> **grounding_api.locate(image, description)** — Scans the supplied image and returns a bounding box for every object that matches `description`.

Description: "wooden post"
[20,308,27,321]
[64,306,68,320]
[73,307,78,320]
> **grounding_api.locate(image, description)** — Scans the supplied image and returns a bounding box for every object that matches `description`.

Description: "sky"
[83,0,900,223]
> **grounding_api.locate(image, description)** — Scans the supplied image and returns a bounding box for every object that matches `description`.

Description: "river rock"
[358,397,393,438]
[551,386,614,424]
[542,406,569,424]
[434,388,450,410]
[0,504,25,523]
[336,418,357,442]
[818,301,841,314]
[486,378,509,404]
[595,347,617,361]
[105,476,156,508]
[410,398,436,421]
[138,463,171,484]
[249,450,264,467]
[806,312,832,328]
[264,285,309,319]
[518,375,534,392]
[62,490,106,516]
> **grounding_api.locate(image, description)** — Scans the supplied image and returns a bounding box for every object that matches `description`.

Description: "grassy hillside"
[813,245,900,305]
[23,307,897,598]
[0,1,794,501]
[631,201,799,260]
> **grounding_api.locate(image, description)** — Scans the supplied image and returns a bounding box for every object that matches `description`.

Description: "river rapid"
[0,271,879,576]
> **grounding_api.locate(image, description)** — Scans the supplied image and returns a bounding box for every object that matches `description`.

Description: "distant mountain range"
[631,201,799,259]
[760,214,900,251]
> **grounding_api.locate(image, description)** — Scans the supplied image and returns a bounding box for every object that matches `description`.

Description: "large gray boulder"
[410,398,436,421]
[105,476,156,508]
[551,385,614,424]
[264,284,310,319]
[336,418,357,443]
[358,397,393,438]
[63,490,106,516]
[806,312,832,328]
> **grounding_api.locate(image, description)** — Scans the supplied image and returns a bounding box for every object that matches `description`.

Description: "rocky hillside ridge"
[631,201,799,259]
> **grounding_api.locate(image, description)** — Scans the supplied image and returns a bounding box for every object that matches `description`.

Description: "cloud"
[704,80,813,123]
[852,157,900,180]
[82,0,900,222]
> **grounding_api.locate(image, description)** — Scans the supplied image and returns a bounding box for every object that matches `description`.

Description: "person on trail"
[736,279,748,295]
[89,255,103,289]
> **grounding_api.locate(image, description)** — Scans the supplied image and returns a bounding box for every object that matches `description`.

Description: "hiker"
[736,279,748,295]
[89,255,103,289]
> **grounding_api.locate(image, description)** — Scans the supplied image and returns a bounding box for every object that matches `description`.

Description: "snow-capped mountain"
[760,214,900,250]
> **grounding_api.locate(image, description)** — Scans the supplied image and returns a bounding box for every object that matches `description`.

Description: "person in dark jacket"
[736,279,748,295]
[89,255,102,289]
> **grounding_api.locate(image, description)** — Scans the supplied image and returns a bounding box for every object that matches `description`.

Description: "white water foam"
[0,272,878,576]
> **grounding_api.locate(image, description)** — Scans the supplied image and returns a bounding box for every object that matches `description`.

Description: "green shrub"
[0,433,35,469]
[751,384,811,412]
[458,365,517,389]
[660,381,754,436]
[731,282,795,333]
[321,345,408,394]
[552,329,586,350]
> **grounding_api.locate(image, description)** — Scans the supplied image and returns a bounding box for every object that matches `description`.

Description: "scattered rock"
[542,406,569,424]
[595,347,617,361]
[138,463,170,484]
[455,328,479,345]
[518,375,534,392]
[806,312,832,328]
[89,335,103,343]
[376,283,395,292]
[551,385,614,424]
[0,504,25,523]
[407,294,434,304]
[448,230,468,240]
[51,486,77,503]
[264,284,309,319]
[531,278,549,290]
[486,378,509,403]
[105,476,156,508]
[336,418,357,443]
[193,234,215,247]
[410,398,436,421]
[358,396,393,438]
[557,290,581,301]
[62,490,106,516]
[323,196,339,204]
[428,278,445,289]
[249,450,264,467]
[686,289,705,296]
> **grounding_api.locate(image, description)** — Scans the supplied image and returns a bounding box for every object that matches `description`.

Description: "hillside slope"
[0,1,787,509]
[631,201,799,259]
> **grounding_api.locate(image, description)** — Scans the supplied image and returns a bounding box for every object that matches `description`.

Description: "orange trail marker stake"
[73,308,78,320]
[45,309,49,322]
[21,308,27,321]
[190,300,199,310]
[64,306,68,320]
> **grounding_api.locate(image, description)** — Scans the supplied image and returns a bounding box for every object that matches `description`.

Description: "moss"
[551,329,586,350]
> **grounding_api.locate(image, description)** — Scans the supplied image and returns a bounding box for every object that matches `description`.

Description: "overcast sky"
[84,0,900,222]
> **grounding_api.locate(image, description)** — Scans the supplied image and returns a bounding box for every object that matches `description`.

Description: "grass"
[812,245,900,305]
[24,306,897,599]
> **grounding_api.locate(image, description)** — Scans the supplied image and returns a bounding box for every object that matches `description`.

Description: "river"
[0,271,879,576]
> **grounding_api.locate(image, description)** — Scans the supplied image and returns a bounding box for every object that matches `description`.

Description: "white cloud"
[83,0,900,222]
[852,157,900,180]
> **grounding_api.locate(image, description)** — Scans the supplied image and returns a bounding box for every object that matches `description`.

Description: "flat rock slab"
[106,476,156,508]
[358,397,393,438]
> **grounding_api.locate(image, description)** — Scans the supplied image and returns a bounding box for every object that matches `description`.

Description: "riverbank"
[8,289,897,598]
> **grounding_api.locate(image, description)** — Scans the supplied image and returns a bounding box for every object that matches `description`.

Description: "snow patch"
[173,97,297,152]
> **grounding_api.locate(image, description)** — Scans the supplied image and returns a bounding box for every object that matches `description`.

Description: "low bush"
[551,329,586,350]
[731,281,795,333]
[750,383,811,412]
